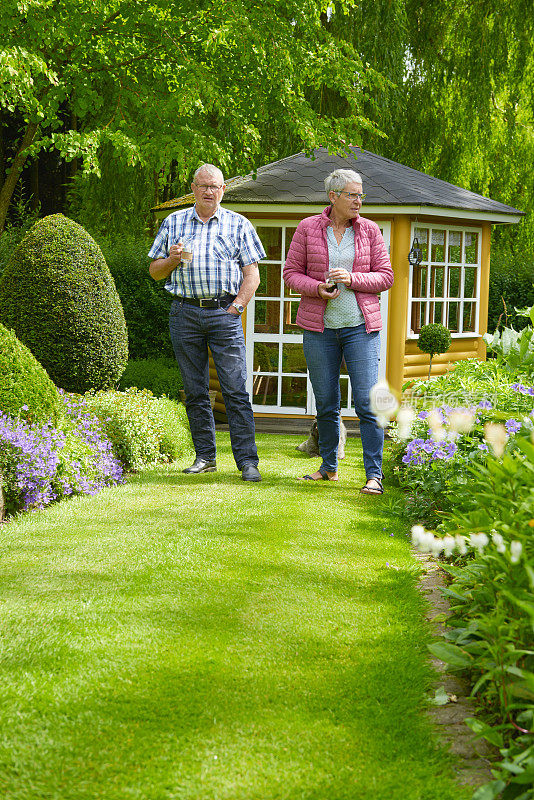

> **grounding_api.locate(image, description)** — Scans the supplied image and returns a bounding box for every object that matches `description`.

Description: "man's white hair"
[324,169,363,198]
[193,163,225,184]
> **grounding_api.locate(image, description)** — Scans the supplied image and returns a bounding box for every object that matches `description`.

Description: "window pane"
[281,376,307,408]
[464,232,479,264]
[448,231,462,263]
[431,229,446,262]
[411,301,427,333]
[448,267,461,298]
[285,226,297,254]
[253,342,278,372]
[254,300,280,333]
[463,302,476,332]
[340,376,353,410]
[464,267,477,298]
[430,266,445,297]
[282,301,301,333]
[256,226,281,261]
[412,265,428,297]
[429,301,444,324]
[282,343,307,373]
[414,227,429,261]
[257,263,282,297]
[448,303,459,332]
[252,376,278,405]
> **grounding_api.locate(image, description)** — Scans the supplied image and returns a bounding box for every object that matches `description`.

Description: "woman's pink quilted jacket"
[283,206,394,333]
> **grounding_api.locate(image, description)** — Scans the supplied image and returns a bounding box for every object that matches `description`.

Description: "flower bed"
[0,395,123,517]
[386,322,534,798]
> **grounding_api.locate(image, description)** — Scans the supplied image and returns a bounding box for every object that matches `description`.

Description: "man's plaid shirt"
[148,205,266,299]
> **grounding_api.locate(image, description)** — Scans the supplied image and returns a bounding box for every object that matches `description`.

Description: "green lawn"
[0,433,467,800]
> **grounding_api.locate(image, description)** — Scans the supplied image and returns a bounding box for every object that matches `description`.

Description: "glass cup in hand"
[180,236,194,264]
[324,270,338,293]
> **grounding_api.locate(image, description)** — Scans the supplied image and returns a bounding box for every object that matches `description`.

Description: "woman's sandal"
[360,477,384,495]
[300,471,338,481]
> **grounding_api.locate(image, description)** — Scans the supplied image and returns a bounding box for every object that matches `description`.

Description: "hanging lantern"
[408,236,423,266]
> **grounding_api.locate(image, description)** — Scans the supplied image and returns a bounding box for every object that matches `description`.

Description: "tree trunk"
[30,156,40,210]
[0,122,40,233]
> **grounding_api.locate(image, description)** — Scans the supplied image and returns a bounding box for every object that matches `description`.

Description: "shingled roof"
[152,147,523,217]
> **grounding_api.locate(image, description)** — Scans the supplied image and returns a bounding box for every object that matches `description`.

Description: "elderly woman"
[283,169,394,493]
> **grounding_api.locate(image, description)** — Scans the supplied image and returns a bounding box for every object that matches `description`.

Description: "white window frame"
[407,222,482,339]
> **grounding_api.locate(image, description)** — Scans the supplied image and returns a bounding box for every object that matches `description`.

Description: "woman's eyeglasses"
[337,191,366,201]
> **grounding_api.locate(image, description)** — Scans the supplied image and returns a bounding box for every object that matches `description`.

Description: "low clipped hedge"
[83,387,193,471]
[119,358,183,400]
[0,322,64,424]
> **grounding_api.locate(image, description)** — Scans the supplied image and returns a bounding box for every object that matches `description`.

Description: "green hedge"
[97,233,174,360]
[119,358,182,400]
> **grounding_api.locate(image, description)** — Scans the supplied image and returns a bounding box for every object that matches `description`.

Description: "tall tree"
[0,0,384,232]
[325,0,534,249]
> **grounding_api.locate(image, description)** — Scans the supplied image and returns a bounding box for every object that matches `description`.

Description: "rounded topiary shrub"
[418,323,452,379]
[0,322,64,424]
[0,214,128,393]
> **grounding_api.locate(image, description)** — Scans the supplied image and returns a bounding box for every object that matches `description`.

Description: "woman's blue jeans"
[169,300,258,469]
[303,324,383,479]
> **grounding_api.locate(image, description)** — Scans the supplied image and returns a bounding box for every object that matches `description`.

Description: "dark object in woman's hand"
[324,282,337,292]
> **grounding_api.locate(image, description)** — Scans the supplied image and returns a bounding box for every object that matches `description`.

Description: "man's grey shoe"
[241,463,262,482]
[183,458,217,474]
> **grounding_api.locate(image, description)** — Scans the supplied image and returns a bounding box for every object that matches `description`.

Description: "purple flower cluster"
[0,395,123,515]
[512,383,534,396]
[505,418,522,434]
[402,437,458,466]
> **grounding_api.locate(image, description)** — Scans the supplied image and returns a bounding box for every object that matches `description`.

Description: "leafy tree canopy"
[0,0,385,231]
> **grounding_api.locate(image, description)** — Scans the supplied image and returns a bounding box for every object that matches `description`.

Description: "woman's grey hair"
[324,169,363,198]
[193,164,224,183]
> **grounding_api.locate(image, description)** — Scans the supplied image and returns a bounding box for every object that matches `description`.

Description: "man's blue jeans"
[303,324,383,479]
[169,300,258,469]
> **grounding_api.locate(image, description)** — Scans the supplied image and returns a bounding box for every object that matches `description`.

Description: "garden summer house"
[152,147,523,423]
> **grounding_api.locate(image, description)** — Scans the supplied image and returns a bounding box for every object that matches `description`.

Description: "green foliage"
[429,437,534,799]
[97,233,174,360]
[0,0,384,233]
[418,323,452,379]
[487,247,534,333]
[484,303,534,378]
[0,214,128,392]
[119,359,183,400]
[83,388,193,471]
[0,322,64,425]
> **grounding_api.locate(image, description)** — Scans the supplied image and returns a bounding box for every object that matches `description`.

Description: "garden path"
[0,433,475,800]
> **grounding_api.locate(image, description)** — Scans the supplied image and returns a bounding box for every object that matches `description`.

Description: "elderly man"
[149,164,265,481]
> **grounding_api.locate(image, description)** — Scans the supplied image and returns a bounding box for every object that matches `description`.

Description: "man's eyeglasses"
[194,183,224,192]
[337,191,366,201]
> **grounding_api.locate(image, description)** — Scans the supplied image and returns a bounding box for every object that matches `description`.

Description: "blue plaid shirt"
[148,205,266,299]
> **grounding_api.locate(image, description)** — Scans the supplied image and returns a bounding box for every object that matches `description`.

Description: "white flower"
[369,380,399,428]
[427,409,446,441]
[510,541,523,564]
[484,423,509,457]
[396,405,416,440]
[491,531,506,553]
[469,532,489,553]
[431,537,445,556]
[455,534,468,555]
[448,410,475,434]
[411,524,426,544]
[442,536,456,557]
